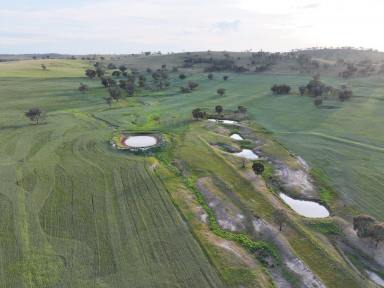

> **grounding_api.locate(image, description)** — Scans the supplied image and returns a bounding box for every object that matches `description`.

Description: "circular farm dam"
[113,133,163,151]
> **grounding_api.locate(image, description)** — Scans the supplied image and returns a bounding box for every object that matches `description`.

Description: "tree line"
[270,74,353,107]
[192,105,247,120]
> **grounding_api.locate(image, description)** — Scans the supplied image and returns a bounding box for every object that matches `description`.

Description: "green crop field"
[1,54,383,287]
[86,61,384,221]
[0,60,222,287]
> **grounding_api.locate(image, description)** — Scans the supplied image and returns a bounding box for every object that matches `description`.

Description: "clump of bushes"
[338,85,353,101]
[271,84,291,95]
[191,108,206,120]
[304,74,328,96]
[339,63,358,78]
[299,75,353,107]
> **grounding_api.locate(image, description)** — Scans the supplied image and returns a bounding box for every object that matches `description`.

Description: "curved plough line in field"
[275,131,384,153]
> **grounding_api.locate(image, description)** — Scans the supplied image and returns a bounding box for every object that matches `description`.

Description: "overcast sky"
[1,0,383,54]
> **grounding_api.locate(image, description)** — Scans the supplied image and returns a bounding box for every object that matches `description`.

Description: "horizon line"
[1,46,383,56]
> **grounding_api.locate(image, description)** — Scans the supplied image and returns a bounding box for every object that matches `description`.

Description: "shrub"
[217,88,226,96]
[85,69,96,79]
[78,83,89,93]
[192,108,206,119]
[271,84,291,95]
[338,86,353,101]
[180,86,191,93]
[252,162,264,175]
[188,81,199,90]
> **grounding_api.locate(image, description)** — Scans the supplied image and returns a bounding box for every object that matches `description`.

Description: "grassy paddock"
[166,123,367,287]
[0,60,222,287]
[0,57,381,287]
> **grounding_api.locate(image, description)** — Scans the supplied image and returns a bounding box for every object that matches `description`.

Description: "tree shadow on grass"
[0,122,49,130]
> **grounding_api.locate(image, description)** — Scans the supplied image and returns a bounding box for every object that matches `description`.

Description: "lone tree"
[223,75,229,81]
[78,83,89,93]
[108,87,122,102]
[274,209,287,231]
[179,73,186,80]
[252,161,264,175]
[353,215,376,238]
[85,69,97,79]
[217,88,226,97]
[208,73,214,80]
[188,81,199,90]
[25,108,42,125]
[237,105,247,114]
[215,105,223,115]
[338,86,353,101]
[118,65,128,73]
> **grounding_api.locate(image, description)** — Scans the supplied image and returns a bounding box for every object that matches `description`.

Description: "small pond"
[279,193,330,218]
[208,119,238,125]
[230,134,244,140]
[233,149,259,160]
[220,119,238,124]
[124,136,158,148]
